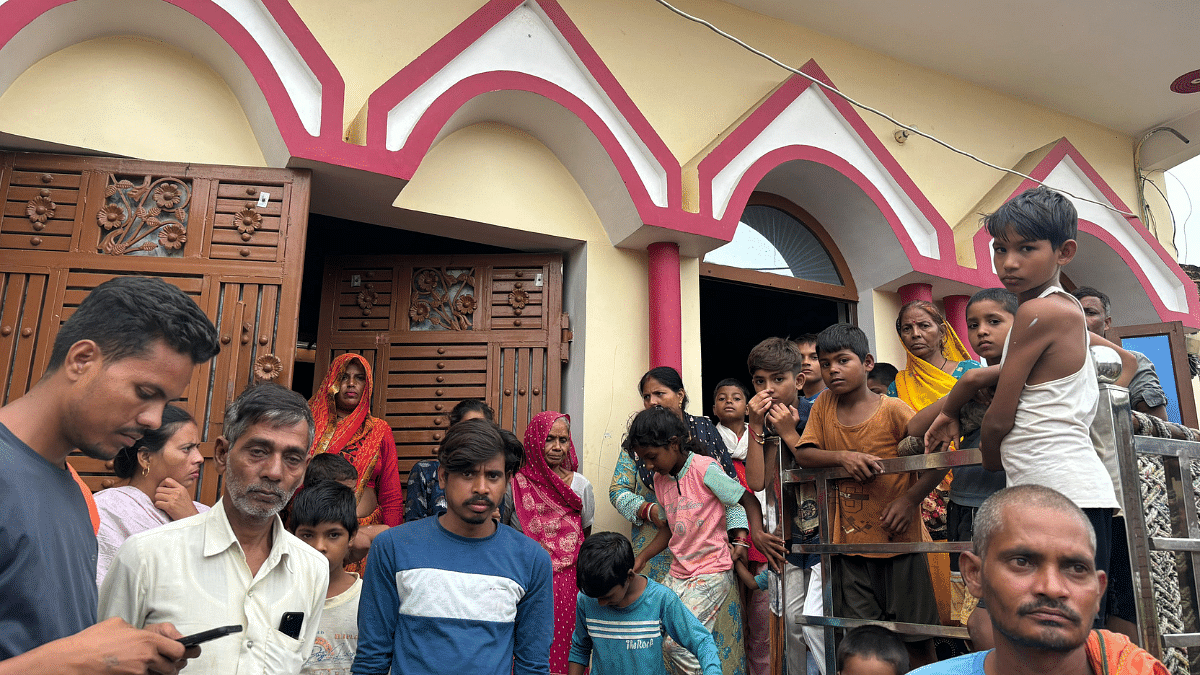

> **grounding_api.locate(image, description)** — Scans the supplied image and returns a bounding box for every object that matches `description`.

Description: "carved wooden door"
[0,152,309,503]
[315,255,567,492]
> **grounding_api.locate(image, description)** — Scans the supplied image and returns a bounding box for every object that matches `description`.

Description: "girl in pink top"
[627,407,784,675]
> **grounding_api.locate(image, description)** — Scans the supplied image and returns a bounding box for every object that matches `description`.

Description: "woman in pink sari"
[513,411,594,675]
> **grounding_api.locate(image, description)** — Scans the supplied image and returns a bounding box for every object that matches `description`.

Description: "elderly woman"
[609,366,747,675]
[95,404,208,586]
[511,411,593,675]
[309,353,402,571]
[888,299,980,625]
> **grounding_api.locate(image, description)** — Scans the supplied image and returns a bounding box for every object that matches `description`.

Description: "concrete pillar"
[647,242,683,373]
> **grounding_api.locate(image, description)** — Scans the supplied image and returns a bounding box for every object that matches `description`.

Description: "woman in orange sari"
[309,354,402,569]
[888,300,980,626]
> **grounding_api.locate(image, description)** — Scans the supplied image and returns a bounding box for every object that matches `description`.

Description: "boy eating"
[290,481,362,675]
[794,324,942,666]
[568,532,720,675]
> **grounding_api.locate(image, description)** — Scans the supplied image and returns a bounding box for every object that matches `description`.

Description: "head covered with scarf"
[893,300,974,411]
[513,410,583,572]
[308,353,392,496]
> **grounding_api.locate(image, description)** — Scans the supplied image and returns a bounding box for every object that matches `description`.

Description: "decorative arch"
[363,0,680,244]
[695,62,973,285]
[0,0,345,164]
[968,138,1200,329]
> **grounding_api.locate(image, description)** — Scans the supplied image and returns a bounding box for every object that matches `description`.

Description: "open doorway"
[699,277,848,416]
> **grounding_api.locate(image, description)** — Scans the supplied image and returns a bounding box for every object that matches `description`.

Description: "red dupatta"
[513,411,583,573]
[308,353,391,498]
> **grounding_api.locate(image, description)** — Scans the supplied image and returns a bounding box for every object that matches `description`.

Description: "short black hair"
[450,399,495,426]
[288,480,358,536]
[639,366,689,411]
[983,185,1077,249]
[499,428,526,474]
[621,406,706,460]
[836,624,909,674]
[712,378,751,400]
[746,337,803,376]
[223,383,315,448]
[867,362,898,386]
[305,452,358,486]
[1070,286,1111,317]
[816,323,869,362]
[112,404,195,479]
[969,287,1019,316]
[439,418,518,475]
[48,276,220,371]
[794,333,820,348]
[577,532,635,598]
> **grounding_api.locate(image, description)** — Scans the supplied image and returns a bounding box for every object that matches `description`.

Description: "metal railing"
[775,347,1200,675]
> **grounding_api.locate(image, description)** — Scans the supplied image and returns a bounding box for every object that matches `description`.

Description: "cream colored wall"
[395,120,649,534]
[0,36,265,167]
[872,289,905,368]
[290,0,1162,251]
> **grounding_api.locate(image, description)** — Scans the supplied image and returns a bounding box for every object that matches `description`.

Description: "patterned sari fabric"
[513,411,584,675]
[308,354,403,574]
[1086,629,1169,675]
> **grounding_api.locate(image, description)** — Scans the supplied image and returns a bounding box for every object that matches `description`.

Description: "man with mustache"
[0,276,219,675]
[352,418,552,675]
[909,485,1166,674]
[100,384,330,675]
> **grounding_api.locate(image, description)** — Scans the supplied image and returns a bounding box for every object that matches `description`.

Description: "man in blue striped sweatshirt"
[352,419,552,675]
[568,532,720,675]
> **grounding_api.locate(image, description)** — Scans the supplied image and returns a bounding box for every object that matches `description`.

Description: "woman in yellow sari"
[887,300,980,626]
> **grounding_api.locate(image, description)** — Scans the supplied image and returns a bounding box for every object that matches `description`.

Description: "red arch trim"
[363,0,680,208]
[0,0,346,145]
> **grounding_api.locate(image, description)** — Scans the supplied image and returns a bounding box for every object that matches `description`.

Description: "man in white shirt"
[100,383,329,674]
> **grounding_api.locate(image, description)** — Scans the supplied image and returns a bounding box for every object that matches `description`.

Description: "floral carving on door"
[97,175,191,256]
[409,267,476,331]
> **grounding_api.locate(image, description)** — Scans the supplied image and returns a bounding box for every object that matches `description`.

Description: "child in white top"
[290,480,362,675]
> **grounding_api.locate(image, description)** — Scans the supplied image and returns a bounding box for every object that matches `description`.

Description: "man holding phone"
[0,277,220,675]
[100,384,329,674]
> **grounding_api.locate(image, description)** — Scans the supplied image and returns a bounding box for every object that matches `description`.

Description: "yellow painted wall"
[396,120,650,534]
[0,36,266,167]
[872,290,906,368]
[290,0,1160,251]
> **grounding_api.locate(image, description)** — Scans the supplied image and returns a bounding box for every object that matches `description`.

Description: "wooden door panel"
[0,268,53,404]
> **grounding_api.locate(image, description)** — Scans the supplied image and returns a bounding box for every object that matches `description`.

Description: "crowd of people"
[0,185,1176,675]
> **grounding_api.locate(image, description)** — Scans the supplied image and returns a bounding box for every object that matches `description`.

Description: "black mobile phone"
[278,612,304,639]
[177,625,242,648]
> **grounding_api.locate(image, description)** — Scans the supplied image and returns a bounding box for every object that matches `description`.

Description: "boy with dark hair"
[971,186,1134,625]
[867,362,898,395]
[742,337,824,674]
[568,532,720,675]
[306,452,359,488]
[794,333,826,402]
[406,398,496,521]
[711,378,751,464]
[354,419,552,675]
[291,481,362,675]
[837,625,909,675]
[794,324,942,666]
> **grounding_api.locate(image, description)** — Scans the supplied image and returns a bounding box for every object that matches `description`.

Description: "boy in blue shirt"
[568,533,720,675]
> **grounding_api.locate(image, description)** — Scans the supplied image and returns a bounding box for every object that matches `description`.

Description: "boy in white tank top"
[962,186,1137,626]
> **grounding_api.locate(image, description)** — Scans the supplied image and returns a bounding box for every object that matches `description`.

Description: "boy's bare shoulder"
[1013,294,1084,332]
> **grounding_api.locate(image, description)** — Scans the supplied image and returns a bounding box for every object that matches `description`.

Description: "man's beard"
[992,594,1086,653]
[225,470,292,519]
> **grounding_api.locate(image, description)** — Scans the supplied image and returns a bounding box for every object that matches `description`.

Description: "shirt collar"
[202,499,290,570]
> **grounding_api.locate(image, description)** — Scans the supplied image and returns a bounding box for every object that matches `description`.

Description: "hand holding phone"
[177,625,242,648]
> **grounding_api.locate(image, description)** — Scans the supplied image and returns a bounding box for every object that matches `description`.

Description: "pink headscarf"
[513,411,583,572]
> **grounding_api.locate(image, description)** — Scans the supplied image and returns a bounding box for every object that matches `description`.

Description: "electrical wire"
[1142,175,1176,240]
[651,0,1138,219]
[1166,170,1194,263]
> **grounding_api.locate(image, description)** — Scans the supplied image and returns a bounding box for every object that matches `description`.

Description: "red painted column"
[942,294,978,361]
[899,282,933,306]
[647,242,683,373]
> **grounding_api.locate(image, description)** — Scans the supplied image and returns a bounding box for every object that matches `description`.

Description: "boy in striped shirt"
[568,533,720,675]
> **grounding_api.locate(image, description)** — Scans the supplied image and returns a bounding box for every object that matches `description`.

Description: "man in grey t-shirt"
[1072,286,1169,419]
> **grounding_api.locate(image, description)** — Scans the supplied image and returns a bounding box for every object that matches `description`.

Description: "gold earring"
[141,464,149,477]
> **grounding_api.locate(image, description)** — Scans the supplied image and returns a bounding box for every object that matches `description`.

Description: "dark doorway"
[699,276,848,418]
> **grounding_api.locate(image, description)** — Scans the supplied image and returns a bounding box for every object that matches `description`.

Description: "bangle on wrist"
[749,427,766,444]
